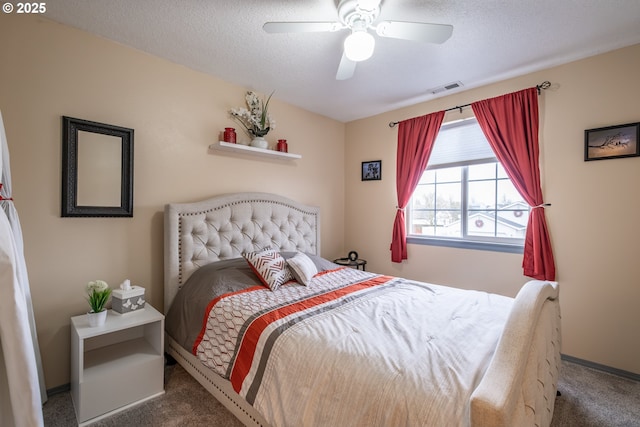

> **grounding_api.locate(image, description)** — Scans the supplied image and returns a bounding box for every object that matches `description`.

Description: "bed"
[163,191,561,427]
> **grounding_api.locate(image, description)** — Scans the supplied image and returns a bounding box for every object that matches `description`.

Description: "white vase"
[250,136,269,149]
[87,310,107,327]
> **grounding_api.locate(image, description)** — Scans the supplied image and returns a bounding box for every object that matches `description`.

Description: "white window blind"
[428,118,495,168]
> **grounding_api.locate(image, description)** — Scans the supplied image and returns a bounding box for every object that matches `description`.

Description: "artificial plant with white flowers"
[229,91,276,139]
[86,280,112,313]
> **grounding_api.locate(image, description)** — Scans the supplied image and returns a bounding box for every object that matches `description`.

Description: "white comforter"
[196,268,513,427]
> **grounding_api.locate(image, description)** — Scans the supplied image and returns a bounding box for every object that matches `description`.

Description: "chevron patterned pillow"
[243,247,293,291]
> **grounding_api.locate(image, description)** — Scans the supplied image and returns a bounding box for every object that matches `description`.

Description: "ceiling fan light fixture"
[356,0,381,12]
[344,30,375,62]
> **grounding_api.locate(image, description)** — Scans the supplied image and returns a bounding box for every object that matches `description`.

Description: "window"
[406,118,529,253]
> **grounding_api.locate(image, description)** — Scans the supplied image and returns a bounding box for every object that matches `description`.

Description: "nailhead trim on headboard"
[165,193,320,312]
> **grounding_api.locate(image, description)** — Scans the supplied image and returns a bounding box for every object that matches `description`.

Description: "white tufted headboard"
[164,192,321,312]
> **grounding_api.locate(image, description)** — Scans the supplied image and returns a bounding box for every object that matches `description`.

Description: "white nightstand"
[70,304,165,425]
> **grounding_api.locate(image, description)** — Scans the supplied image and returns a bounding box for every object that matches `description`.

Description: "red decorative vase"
[276,139,288,153]
[223,127,236,143]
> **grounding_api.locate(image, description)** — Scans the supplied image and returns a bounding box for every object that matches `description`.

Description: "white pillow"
[243,247,292,291]
[286,252,318,286]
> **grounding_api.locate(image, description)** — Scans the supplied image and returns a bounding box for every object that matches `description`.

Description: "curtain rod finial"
[537,81,551,94]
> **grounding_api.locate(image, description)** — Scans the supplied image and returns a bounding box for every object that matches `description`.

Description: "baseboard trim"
[562,354,640,382]
[46,383,70,397]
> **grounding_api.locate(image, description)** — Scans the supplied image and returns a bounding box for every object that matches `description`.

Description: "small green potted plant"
[86,280,111,327]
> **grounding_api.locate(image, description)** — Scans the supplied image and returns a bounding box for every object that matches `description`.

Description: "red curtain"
[391,111,445,262]
[471,87,556,280]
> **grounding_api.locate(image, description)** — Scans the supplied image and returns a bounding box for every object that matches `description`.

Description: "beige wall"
[2,12,639,390]
[345,44,640,375]
[0,16,345,389]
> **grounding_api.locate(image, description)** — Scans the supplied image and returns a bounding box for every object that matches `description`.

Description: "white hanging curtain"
[0,111,44,427]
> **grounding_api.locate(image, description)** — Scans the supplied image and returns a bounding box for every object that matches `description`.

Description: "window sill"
[406,236,524,254]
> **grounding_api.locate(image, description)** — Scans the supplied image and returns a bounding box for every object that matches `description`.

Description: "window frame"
[406,121,528,254]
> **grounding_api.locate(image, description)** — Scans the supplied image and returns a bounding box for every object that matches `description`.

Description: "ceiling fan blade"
[336,52,356,80]
[375,21,453,44]
[263,22,343,33]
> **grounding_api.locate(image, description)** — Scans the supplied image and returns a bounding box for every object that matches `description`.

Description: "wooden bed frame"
[164,192,561,427]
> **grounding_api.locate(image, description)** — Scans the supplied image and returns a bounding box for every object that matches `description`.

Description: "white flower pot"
[250,136,269,149]
[87,310,107,327]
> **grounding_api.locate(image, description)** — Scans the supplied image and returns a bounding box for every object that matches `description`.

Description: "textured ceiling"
[43,0,640,122]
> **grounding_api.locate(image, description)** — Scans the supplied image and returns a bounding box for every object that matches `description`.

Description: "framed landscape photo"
[584,122,640,161]
[362,160,382,181]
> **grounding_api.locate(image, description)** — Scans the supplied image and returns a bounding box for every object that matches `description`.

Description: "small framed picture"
[362,160,382,181]
[585,122,640,161]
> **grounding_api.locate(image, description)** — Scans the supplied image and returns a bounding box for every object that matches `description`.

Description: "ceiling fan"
[263,0,453,80]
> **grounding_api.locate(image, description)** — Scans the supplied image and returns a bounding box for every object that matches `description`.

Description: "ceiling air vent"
[429,81,463,95]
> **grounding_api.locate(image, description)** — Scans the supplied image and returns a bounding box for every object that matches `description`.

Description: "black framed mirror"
[61,116,134,217]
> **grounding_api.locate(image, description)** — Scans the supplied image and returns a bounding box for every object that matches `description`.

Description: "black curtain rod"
[388,81,551,128]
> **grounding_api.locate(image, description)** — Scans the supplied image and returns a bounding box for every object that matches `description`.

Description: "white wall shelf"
[209,141,302,160]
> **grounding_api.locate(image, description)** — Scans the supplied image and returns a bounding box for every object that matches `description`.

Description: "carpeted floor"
[43,359,640,426]
[43,363,243,427]
[551,361,640,427]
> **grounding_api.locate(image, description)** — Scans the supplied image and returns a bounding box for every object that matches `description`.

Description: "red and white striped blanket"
[194,267,512,427]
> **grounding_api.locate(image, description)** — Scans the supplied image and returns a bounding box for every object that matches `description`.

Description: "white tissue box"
[112,286,145,314]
